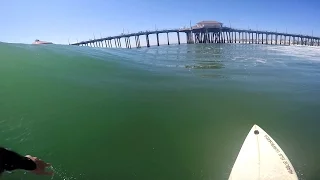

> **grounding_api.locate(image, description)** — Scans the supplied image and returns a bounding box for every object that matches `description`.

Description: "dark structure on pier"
[71,21,320,48]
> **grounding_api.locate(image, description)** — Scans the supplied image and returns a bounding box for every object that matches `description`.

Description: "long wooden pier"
[71,26,320,48]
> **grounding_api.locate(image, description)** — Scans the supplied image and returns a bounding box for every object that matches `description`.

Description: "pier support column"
[113,39,116,47]
[146,34,150,47]
[304,38,307,45]
[238,32,241,43]
[275,35,278,45]
[284,36,287,45]
[202,33,205,43]
[177,32,180,45]
[233,32,235,43]
[225,32,227,43]
[318,39,320,46]
[289,36,291,45]
[225,32,229,43]
[205,29,208,43]
[124,38,128,48]
[156,33,160,46]
[243,32,245,43]
[167,32,170,45]
[223,31,225,43]
[135,36,138,48]
[251,32,254,44]
[266,34,268,44]
[191,32,195,44]
[194,33,198,43]
[127,38,130,48]
[135,36,140,48]
[245,32,248,44]
[126,38,129,48]
[118,38,121,48]
[270,34,273,45]
[262,34,264,44]
[226,32,229,43]
[233,32,236,43]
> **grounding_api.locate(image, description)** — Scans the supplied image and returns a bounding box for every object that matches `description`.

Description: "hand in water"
[25,155,54,175]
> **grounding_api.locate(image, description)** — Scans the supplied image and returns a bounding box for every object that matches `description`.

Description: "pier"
[71,21,320,48]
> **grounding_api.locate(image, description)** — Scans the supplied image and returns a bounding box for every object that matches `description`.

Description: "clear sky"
[1,0,319,45]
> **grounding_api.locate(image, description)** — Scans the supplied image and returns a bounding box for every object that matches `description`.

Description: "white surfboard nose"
[228,124,298,180]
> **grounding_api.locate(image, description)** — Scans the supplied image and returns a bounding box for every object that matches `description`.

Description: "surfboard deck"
[228,124,298,180]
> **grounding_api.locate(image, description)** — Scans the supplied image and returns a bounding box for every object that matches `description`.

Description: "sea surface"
[0,43,320,180]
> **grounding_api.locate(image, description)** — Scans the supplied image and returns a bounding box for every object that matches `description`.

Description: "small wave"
[185,64,224,69]
[263,45,320,62]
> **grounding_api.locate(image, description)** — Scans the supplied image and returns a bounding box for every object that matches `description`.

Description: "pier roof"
[197,21,222,24]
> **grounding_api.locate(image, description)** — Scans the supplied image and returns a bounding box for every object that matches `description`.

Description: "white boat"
[32,39,53,45]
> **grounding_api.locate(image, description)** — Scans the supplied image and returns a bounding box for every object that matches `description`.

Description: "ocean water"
[0,42,320,180]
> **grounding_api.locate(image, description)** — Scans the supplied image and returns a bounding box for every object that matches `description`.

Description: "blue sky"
[1,0,319,45]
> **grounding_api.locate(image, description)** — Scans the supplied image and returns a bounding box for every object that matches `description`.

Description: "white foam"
[263,45,320,62]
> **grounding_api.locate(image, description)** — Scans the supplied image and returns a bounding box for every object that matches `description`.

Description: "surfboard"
[228,124,298,180]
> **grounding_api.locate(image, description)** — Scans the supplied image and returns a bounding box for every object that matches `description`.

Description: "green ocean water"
[0,42,320,180]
